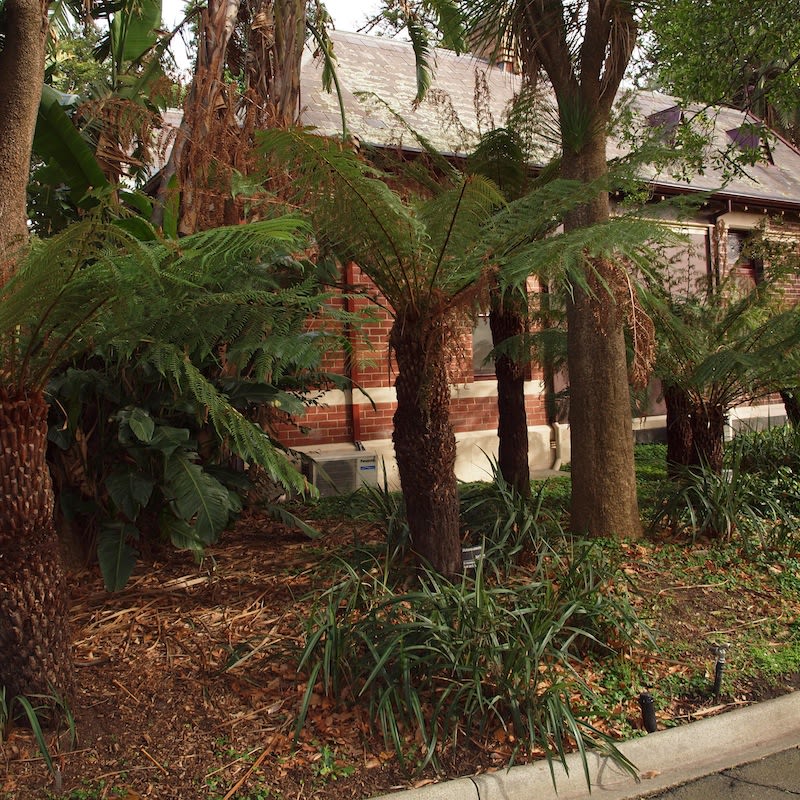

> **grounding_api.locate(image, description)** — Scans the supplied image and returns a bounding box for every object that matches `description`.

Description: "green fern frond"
[146,345,308,494]
[260,128,427,305]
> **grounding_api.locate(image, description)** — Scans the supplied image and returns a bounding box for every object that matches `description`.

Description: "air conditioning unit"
[300,451,379,496]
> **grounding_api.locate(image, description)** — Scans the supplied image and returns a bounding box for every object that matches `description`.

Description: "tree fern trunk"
[780,388,800,426]
[490,290,530,498]
[390,316,462,577]
[689,402,726,474]
[664,383,694,477]
[0,388,73,705]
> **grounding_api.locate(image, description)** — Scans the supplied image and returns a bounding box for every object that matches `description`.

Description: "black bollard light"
[638,692,658,733]
[712,644,728,698]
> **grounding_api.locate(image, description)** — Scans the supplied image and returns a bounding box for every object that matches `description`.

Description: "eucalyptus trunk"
[563,128,642,538]
[489,290,530,497]
[390,314,462,577]
[0,390,74,704]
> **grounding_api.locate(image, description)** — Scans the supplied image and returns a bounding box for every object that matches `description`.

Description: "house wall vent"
[301,451,379,496]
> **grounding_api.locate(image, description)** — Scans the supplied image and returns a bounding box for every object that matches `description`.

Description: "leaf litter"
[2,513,800,799]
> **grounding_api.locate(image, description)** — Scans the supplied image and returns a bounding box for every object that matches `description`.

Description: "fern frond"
[145,344,309,494]
[260,128,427,306]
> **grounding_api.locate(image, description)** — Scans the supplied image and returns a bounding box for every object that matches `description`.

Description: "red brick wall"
[273,262,550,449]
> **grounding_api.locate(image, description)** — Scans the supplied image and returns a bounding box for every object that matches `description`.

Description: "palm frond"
[405,12,436,106]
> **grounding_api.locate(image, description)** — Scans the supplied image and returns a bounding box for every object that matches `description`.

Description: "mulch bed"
[2,511,798,799]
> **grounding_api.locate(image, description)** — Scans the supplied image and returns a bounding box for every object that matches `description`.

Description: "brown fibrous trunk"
[489,289,530,497]
[0,389,74,707]
[390,314,462,578]
[664,383,694,478]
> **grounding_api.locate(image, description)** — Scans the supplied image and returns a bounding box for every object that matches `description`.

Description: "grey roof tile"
[301,31,800,208]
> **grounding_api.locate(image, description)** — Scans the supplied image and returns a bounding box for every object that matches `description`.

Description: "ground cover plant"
[3,441,800,799]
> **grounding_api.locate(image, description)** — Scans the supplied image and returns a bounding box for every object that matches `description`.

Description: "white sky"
[163,0,382,73]
[322,0,382,32]
[163,0,382,33]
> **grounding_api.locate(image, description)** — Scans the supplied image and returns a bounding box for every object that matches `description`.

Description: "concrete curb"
[370,691,800,800]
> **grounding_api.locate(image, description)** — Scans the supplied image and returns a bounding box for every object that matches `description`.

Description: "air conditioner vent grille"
[301,452,378,496]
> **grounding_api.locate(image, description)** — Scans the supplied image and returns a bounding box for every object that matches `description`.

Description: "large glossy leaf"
[160,511,205,556]
[106,469,155,520]
[148,425,190,455]
[127,407,156,443]
[165,454,232,543]
[98,521,140,591]
[34,85,109,207]
[111,0,162,64]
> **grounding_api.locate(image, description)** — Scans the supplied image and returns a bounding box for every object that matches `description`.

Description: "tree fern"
[1,212,334,490]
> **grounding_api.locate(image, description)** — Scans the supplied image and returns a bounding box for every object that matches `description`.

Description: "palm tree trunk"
[490,289,530,497]
[0,0,74,708]
[390,315,462,577]
[563,129,642,539]
[0,389,73,704]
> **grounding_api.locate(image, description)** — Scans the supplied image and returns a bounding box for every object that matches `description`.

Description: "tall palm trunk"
[390,314,462,577]
[0,389,73,703]
[247,0,306,127]
[0,0,48,284]
[490,289,530,497]
[0,0,74,705]
[563,129,642,538]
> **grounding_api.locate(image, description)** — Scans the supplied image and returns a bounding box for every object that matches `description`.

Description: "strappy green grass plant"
[650,433,800,547]
[1,687,76,782]
[295,541,644,785]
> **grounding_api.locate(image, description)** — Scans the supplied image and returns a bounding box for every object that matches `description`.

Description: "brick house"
[272,30,800,491]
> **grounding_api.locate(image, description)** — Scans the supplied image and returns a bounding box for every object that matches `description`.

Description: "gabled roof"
[629,91,800,209]
[300,30,800,211]
[300,30,543,157]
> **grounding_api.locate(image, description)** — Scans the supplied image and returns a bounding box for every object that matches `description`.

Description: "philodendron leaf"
[160,511,204,557]
[128,408,155,443]
[106,469,155,520]
[165,455,231,544]
[149,425,191,456]
[98,522,140,592]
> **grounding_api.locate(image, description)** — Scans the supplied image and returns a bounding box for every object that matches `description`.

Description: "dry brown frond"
[590,256,656,391]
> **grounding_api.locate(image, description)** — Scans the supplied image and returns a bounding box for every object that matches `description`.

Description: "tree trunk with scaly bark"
[664,382,694,478]
[0,0,74,704]
[0,390,74,704]
[390,312,462,577]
